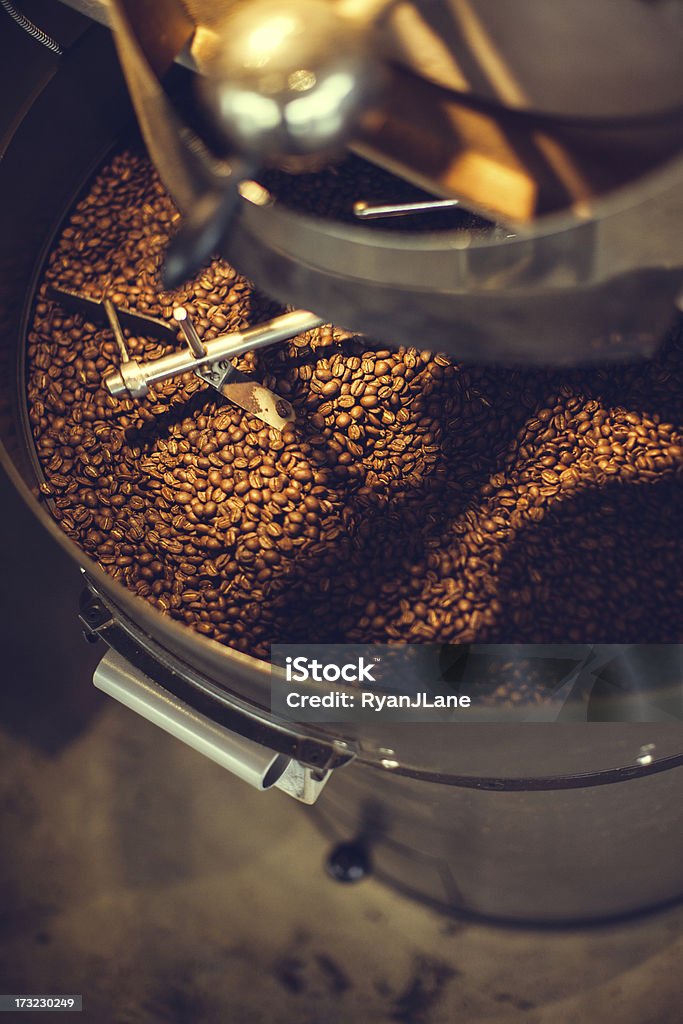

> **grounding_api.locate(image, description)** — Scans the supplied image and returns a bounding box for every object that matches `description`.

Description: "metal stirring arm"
[48,286,321,431]
[353,198,461,219]
[103,307,324,400]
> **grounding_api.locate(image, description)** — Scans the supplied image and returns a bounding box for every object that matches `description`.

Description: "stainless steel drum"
[2,12,682,924]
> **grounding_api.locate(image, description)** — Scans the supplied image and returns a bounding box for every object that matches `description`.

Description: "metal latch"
[93,648,331,804]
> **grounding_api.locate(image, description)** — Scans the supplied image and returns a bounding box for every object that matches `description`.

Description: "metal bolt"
[327,841,371,883]
[103,298,131,363]
[174,306,206,358]
[84,605,103,624]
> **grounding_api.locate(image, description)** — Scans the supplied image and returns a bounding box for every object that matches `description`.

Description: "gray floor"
[2,467,683,1024]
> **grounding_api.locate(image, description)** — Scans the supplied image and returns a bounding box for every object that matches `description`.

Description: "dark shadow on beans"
[183,330,681,650]
[237,362,541,644]
[480,476,682,644]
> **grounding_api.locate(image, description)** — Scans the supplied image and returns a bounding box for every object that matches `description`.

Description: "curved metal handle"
[93,648,331,803]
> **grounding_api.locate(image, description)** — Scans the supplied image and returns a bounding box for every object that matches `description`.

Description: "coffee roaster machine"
[1,0,683,923]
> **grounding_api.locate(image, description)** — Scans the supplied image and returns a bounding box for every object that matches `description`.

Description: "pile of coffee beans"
[26,148,683,659]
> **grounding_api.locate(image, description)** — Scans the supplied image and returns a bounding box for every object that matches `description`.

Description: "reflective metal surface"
[197,0,384,168]
[101,0,683,361]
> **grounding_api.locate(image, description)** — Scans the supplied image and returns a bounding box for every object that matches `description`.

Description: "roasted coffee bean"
[25,146,683,664]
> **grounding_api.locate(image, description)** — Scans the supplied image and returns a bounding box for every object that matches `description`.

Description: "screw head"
[326,841,371,884]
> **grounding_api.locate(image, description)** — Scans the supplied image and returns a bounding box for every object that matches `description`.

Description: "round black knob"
[326,841,371,884]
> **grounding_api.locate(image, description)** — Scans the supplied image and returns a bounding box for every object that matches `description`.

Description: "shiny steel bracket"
[49,286,318,431]
[94,648,333,804]
[80,587,355,805]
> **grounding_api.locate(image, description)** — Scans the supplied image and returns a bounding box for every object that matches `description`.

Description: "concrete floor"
[2,467,683,1023]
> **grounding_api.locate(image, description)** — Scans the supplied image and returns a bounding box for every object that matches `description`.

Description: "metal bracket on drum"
[79,585,352,802]
[93,648,331,804]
